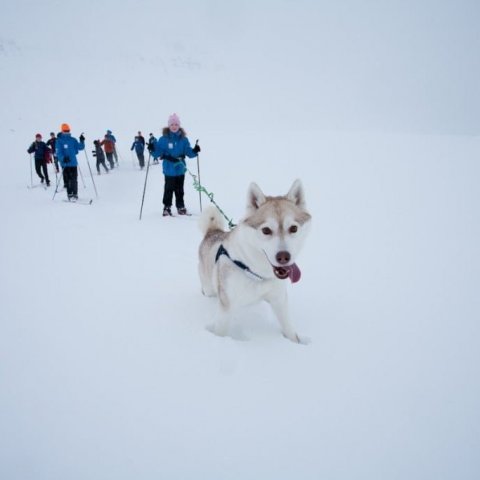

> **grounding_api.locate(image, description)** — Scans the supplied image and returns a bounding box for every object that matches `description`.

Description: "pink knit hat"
[168,113,181,127]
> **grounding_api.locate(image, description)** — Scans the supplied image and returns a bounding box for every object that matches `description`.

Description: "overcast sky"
[1,0,479,134]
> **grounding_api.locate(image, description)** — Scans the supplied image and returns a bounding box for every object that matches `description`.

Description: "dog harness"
[215,245,264,281]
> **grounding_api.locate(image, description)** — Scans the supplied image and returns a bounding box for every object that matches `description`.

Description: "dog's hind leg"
[208,286,231,337]
[198,264,216,297]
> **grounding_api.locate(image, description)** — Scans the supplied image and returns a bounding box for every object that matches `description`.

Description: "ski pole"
[195,139,202,212]
[139,151,152,220]
[114,146,123,165]
[53,158,58,185]
[78,165,87,189]
[131,150,135,168]
[83,147,98,198]
[52,166,62,200]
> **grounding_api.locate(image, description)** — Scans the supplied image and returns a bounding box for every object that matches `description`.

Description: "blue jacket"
[56,133,85,168]
[154,128,197,176]
[131,137,145,153]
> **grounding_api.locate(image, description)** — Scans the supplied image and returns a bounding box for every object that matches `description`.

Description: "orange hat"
[61,123,71,132]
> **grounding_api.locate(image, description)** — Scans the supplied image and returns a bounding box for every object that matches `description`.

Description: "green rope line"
[187,168,236,229]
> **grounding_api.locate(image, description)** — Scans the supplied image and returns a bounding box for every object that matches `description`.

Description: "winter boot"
[177,207,188,215]
[163,207,172,217]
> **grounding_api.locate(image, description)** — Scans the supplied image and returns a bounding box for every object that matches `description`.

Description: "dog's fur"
[198,179,311,343]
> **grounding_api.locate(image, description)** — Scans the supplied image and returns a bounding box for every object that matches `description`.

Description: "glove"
[79,134,85,143]
[193,144,201,154]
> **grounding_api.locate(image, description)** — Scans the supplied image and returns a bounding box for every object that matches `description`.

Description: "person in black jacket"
[147,133,158,164]
[137,131,145,147]
[93,140,109,174]
[130,134,145,169]
[27,133,50,186]
[46,132,59,173]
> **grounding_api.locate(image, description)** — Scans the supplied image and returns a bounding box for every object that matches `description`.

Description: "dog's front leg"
[266,290,301,343]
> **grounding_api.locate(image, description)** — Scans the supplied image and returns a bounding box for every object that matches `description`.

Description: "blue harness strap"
[215,245,264,280]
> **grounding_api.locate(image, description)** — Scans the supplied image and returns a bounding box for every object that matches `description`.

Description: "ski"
[62,198,93,205]
[163,213,194,218]
[27,184,47,190]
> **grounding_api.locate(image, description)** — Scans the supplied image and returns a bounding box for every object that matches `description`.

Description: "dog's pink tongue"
[288,263,301,283]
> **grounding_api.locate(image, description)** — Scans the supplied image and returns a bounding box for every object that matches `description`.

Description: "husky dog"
[198,179,311,343]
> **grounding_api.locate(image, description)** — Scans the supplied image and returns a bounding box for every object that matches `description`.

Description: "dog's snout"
[276,251,291,265]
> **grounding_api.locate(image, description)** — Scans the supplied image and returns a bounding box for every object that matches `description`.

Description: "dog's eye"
[262,227,273,235]
[289,225,298,234]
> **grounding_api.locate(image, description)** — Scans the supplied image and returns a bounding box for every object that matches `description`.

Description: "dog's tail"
[198,205,226,235]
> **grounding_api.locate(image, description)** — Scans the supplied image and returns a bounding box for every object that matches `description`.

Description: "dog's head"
[243,179,311,282]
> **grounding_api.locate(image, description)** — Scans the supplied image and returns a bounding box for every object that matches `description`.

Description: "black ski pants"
[63,166,78,196]
[136,151,145,168]
[96,158,109,173]
[163,175,185,209]
[35,158,49,183]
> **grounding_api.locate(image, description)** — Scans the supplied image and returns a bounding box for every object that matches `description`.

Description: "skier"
[136,131,145,146]
[46,132,60,174]
[55,123,85,201]
[147,133,158,164]
[130,134,145,169]
[92,140,109,174]
[100,133,116,169]
[27,133,51,186]
[154,113,200,216]
[105,129,118,165]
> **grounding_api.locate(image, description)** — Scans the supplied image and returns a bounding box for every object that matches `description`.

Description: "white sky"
[1,0,479,134]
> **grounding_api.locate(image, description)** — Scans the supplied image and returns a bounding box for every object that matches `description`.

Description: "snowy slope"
[1,1,480,480]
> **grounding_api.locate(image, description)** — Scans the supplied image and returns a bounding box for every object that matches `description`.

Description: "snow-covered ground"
[1,1,479,479]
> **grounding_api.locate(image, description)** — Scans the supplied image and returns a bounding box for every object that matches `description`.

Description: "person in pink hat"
[154,113,201,216]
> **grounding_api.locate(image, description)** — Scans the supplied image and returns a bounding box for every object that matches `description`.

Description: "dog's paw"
[284,332,311,345]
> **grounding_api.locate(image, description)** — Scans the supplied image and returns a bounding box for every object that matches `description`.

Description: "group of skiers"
[28,124,85,199]
[95,129,119,171]
[27,113,201,214]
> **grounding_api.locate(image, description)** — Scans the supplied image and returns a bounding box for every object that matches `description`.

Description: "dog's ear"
[247,182,266,211]
[286,179,306,207]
